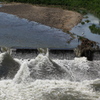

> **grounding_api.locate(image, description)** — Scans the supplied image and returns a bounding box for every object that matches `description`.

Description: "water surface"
[70,13,100,44]
[0,12,79,49]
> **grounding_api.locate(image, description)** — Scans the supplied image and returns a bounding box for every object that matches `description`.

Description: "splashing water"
[0,49,100,100]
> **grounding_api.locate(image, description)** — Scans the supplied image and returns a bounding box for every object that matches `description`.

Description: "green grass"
[89,24,100,35]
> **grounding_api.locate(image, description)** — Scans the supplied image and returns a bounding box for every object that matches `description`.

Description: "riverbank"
[0,3,82,31]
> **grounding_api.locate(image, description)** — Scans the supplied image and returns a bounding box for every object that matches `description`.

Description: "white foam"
[0,51,100,99]
[13,62,30,84]
[0,79,99,100]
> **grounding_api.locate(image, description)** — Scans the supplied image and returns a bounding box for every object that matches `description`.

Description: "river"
[0,5,100,100]
[0,12,100,49]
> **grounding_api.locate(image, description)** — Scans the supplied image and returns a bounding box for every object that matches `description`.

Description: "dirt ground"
[0,3,82,31]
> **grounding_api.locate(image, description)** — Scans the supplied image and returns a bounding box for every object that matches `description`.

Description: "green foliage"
[77,9,87,15]
[85,20,90,23]
[81,22,85,25]
[2,0,100,18]
[89,24,100,35]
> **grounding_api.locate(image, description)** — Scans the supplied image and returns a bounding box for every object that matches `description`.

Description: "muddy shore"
[0,3,82,31]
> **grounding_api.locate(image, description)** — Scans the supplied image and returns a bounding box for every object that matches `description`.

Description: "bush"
[89,24,100,35]
[81,22,85,25]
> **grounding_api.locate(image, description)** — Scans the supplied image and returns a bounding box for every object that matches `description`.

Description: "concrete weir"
[11,48,100,61]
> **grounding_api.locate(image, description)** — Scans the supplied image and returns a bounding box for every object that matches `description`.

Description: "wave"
[0,48,100,100]
[0,52,20,79]
[0,79,100,100]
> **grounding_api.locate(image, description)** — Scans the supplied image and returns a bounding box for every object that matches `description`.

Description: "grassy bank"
[0,0,100,18]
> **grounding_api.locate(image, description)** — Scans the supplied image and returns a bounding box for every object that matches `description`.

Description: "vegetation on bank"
[89,24,100,35]
[0,0,100,18]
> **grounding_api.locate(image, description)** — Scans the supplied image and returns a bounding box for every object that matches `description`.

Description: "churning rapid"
[0,48,100,100]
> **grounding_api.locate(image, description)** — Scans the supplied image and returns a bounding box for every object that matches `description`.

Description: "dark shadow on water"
[81,50,94,61]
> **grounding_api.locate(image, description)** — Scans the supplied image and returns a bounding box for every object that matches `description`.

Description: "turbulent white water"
[0,51,100,100]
